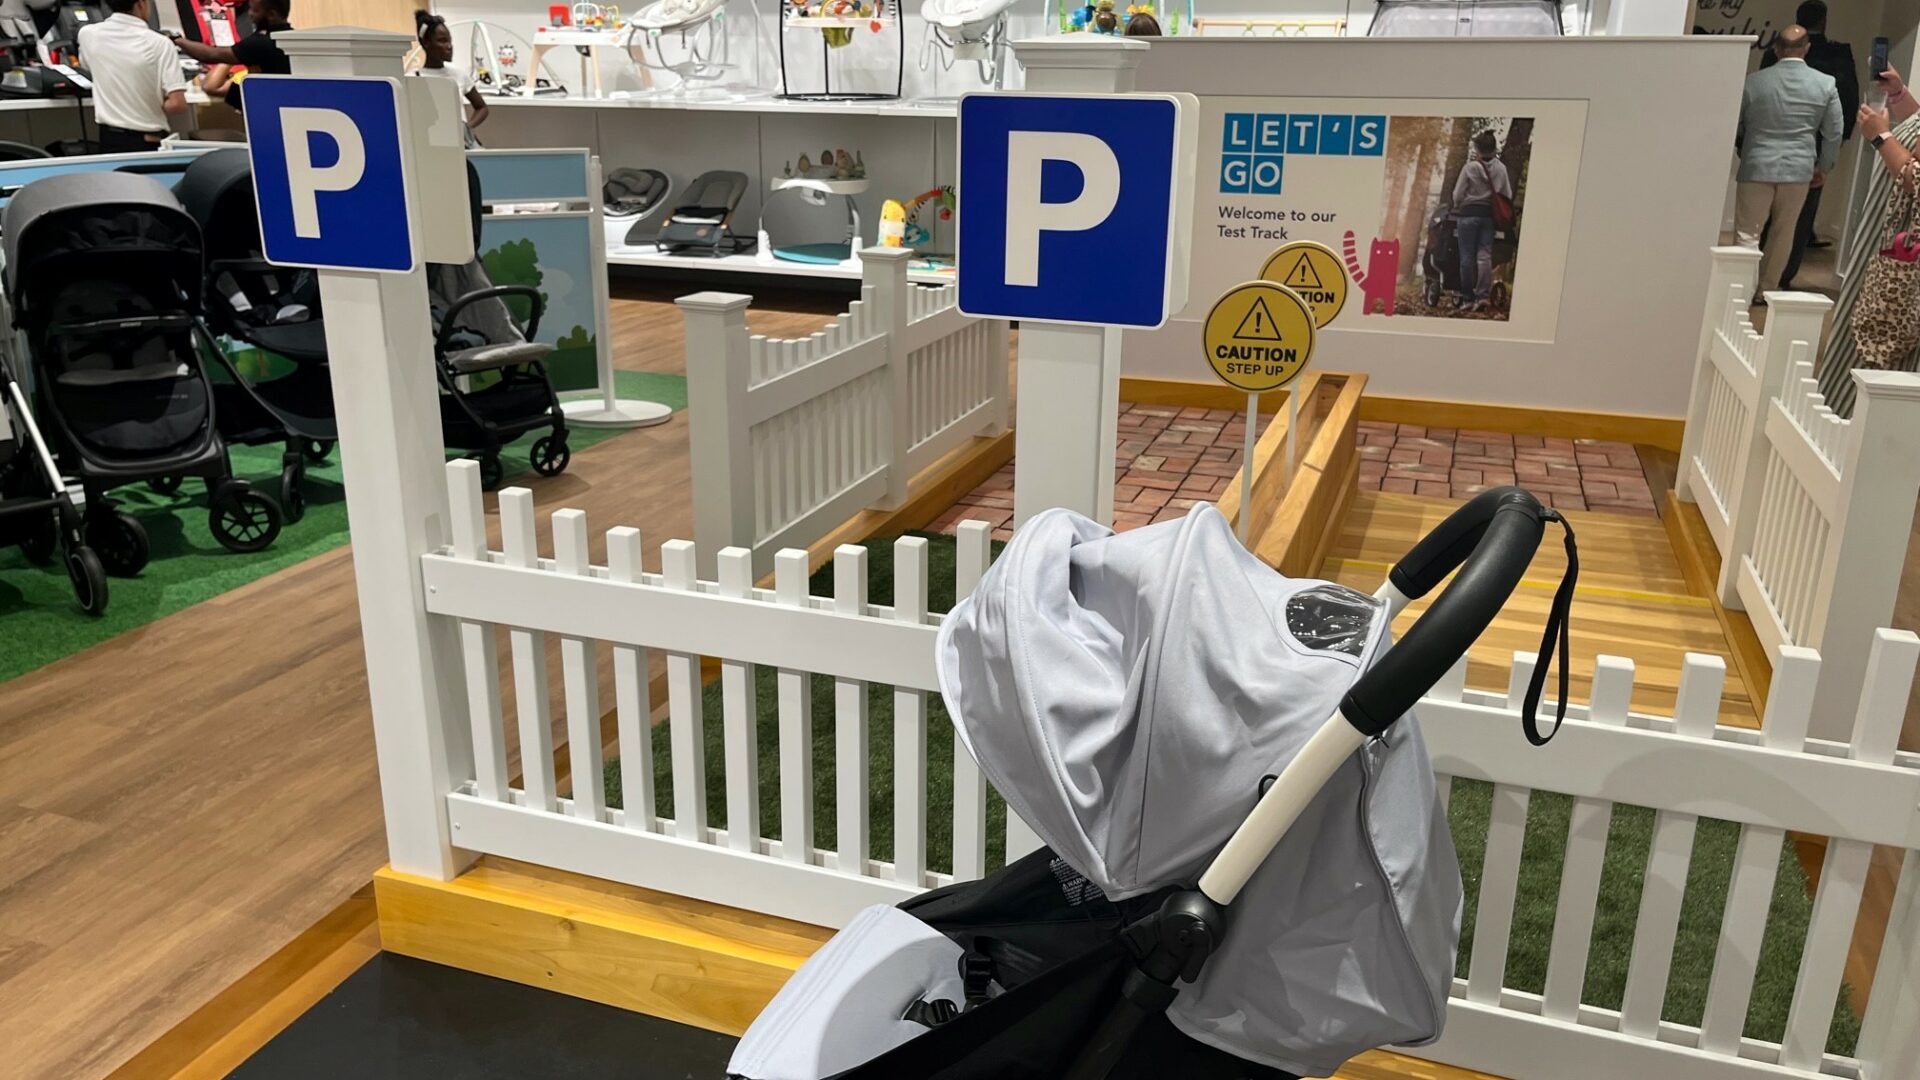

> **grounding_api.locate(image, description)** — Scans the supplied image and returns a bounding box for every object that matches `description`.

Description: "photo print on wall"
[1192,97,1583,343]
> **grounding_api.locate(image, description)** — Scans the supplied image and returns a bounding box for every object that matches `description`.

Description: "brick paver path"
[927,405,1658,539]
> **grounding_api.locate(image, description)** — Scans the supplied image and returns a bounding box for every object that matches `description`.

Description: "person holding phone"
[1758,1,1860,286]
[1812,63,1920,412]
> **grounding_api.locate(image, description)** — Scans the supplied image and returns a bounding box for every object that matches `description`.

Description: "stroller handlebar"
[1342,486,1548,736]
[1197,486,1563,907]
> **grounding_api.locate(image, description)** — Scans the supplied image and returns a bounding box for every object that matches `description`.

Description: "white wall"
[1122,35,1750,417]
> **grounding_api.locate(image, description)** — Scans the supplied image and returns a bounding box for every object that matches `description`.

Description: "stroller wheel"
[530,435,570,478]
[66,546,108,616]
[479,454,505,491]
[303,439,335,464]
[19,513,57,565]
[280,461,307,524]
[147,475,183,496]
[209,485,284,554]
[86,510,150,577]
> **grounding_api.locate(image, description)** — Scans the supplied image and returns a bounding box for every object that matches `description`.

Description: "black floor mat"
[228,953,738,1079]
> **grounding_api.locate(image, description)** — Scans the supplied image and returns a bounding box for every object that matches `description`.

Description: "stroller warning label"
[1203,282,1316,393]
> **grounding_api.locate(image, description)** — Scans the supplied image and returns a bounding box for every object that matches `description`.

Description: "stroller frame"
[0,351,107,613]
[432,283,570,491]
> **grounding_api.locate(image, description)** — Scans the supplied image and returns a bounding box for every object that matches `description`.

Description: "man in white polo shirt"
[76,0,187,153]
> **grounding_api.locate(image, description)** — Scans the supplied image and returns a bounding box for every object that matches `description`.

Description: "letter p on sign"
[244,75,418,273]
[958,92,1195,328]
[280,107,367,239]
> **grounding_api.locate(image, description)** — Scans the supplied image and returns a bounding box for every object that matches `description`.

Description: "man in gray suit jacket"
[1736,24,1843,296]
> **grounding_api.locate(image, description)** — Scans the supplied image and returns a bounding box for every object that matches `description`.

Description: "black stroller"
[429,161,569,491]
[1,172,283,563]
[0,347,106,613]
[176,148,337,523]
[1422,200,1464,307]
[730,489,1578,1080]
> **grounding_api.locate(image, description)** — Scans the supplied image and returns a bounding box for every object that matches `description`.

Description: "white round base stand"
[560,396,675,429]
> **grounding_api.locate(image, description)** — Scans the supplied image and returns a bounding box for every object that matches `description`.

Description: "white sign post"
[259,30,479,882]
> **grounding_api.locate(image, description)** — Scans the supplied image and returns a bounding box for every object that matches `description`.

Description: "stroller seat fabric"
[54,361,191,388]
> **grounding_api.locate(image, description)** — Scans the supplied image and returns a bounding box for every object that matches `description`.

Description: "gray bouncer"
[728,488,1579,1079]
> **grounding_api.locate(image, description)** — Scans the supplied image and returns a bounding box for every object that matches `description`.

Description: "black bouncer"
[428,160,569,491]
[2,171,283,564]
[729,487,1578,1080]
[176,147,336,522]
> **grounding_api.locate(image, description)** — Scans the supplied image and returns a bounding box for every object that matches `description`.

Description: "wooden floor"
[0,280,852,1080]
[1325,489,1761,727]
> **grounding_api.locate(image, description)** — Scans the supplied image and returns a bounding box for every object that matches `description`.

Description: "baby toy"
[1092,0,1119,33]
[879,199,908,247]
[796,153,812,174]
[900,185,955,247]
[834,149,854,179]
[1342,230,1400,317]
[851,151,867,179]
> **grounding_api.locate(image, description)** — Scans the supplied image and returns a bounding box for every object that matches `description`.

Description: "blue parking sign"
[244,75,417,273]
[957,92,1193,328]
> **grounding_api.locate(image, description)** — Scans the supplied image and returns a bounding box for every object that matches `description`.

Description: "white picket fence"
[1676,246,1920,739]
[682,248,1010,577]
[418,458,1920,1080]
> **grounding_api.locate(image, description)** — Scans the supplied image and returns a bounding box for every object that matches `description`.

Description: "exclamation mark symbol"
[1253,310,1263,335]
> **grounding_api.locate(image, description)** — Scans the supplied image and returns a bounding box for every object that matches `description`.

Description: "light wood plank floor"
[0,283,852,1080]
[1325,490,1760,728]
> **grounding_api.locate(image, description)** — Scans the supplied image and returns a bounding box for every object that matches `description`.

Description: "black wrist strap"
[1521,510,1578,746]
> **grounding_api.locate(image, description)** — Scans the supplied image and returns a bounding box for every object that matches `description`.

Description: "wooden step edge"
[1662,492,1773,715]
[104,885,380,1080]
[374,858,831,1038]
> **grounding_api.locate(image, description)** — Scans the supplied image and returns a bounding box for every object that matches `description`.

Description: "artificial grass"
[605,530,1860,1057]
[0,370,686,683]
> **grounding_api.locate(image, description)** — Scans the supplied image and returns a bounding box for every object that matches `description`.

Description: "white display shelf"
[487,93,954,118]
[0,96,92,113]
[606,239,952,283]
[771,175,870,194]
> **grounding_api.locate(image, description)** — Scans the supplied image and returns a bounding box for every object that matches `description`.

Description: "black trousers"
[96,124,161,153]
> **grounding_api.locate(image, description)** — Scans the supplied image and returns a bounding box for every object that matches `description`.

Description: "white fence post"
[280,28,474,882]
[1806,371,1920,739]
[1859,848,1920,1079]
[863,247,914,509]
[1678,246,1761,504]
[1715,292,1830,609]
[681,291,756,578]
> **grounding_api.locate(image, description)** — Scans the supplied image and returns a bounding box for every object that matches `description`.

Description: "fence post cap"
[1850,368,1920,400]
[1710,245,1764,262]
[1761,290,1834,314]
[676,291,755,313]
[858,247,915,264]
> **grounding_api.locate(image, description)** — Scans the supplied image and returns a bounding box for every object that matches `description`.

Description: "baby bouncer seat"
[656,169,755,256]
[730,488,1579,1079]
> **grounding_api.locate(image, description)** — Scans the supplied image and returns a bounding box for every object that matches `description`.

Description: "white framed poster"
[1188,96,1590,344]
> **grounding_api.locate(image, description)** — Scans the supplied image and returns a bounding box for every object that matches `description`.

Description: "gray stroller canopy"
[2,171,201,309]
[937,505,1458,1076]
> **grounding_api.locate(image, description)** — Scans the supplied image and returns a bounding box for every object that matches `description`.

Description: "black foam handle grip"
[1343,487,1547,736]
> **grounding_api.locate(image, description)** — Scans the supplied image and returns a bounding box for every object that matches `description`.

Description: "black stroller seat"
[177,147,339,522]
[1,171,284,565]
[428,162,569,491]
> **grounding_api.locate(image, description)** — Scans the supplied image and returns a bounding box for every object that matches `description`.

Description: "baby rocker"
[656,170,755,256]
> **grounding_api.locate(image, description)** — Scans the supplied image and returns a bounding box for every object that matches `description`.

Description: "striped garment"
[1814,114,1920,416]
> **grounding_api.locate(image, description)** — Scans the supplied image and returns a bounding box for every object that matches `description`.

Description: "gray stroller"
[729,487,1578,1079]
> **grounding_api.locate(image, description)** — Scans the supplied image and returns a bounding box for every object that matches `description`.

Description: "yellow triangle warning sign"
[1282,253,1325,291]
[1233,296,1286,341]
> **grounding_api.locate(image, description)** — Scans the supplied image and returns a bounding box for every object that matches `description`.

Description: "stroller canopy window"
[935,507,1459,1075]
[1368,0,1565,36]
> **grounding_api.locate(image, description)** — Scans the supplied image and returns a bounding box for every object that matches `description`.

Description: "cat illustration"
[1342,231,1399,317]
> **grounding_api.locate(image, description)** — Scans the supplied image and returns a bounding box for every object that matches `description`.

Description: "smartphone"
[1873,36,1891,79]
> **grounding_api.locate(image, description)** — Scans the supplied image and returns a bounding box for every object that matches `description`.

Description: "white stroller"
[729,487,1578,1079]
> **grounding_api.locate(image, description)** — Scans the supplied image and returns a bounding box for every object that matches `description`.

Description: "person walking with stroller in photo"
[1452,128,1512,312]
